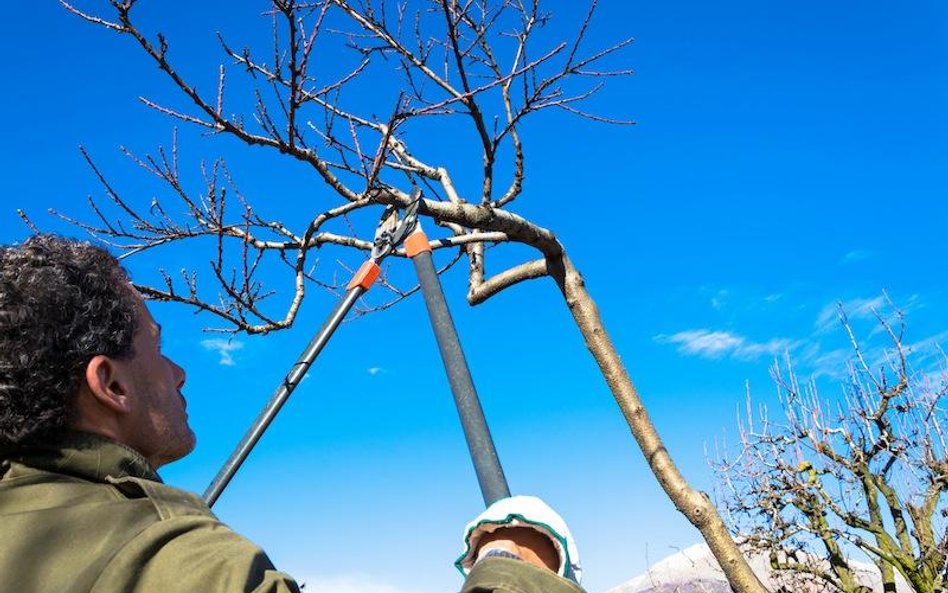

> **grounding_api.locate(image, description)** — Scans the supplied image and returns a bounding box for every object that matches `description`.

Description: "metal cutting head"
[370,190,421,260]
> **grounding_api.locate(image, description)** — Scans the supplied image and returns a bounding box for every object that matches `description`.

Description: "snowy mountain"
[606,543,911,593]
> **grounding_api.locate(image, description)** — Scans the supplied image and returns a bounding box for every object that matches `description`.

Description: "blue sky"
[1,2,946,593]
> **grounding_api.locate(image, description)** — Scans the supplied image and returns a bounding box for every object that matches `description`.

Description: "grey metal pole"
[407,228,511,506]
[203,284,366,507]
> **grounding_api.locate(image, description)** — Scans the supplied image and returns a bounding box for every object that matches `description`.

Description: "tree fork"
[546,253,770,593]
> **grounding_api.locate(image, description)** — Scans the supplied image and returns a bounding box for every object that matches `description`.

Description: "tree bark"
[547,253,771,593]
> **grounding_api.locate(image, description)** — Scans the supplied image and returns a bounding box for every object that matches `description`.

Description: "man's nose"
[171,358,186,388]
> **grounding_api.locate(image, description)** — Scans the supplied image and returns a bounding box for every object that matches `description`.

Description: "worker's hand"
[455,495,582,583]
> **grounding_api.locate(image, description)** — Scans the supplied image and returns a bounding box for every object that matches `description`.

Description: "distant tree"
[715,303,947,593]
[42,1,771,591]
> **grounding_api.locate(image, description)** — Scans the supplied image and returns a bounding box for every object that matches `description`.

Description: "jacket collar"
[0,431,161,483]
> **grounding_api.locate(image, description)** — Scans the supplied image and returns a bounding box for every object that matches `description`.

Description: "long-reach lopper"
[202,198,421,507]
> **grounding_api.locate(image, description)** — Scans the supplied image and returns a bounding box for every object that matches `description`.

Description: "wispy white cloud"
[656,330,795,361]
[201,338,244,366]
[801,329,947,381]
[815,296,888,332]
[658,330,742,358]
[906,330,948,374]
[908,329,948,354]
[657,292,936,380]
[736,338,799,360]
[367,367,384,376]
[804,347,856,380]
[840,250,873,264]
[295,574,419,593]
[710,289,729,311]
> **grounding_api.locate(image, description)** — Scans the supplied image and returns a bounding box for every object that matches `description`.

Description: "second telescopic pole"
[405,223,511,506]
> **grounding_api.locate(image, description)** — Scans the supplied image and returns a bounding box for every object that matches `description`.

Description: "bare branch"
[468,258,548,305]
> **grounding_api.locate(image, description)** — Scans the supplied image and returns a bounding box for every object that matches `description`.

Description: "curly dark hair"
[0,235,140,445]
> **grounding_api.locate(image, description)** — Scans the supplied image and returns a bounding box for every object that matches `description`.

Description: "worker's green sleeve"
[89,514,300,593]
[462,558,586,593]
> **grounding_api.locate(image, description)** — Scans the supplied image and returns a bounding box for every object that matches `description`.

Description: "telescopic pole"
[405,223,511,506]
[203,199,419,507]
[203,260,382,507]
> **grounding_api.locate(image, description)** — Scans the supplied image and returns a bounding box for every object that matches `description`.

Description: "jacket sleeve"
[461,558,586,593]
[90,515,302,593]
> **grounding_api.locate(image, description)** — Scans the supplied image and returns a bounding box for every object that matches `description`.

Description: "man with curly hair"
[0,235,583,593]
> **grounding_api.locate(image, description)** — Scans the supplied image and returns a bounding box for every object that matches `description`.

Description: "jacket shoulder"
[108,474,214,520]
[92,510,301,593]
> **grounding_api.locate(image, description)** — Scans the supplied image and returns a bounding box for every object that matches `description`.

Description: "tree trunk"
[547,253,770,593]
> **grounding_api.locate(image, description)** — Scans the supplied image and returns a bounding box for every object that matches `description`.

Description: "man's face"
[120,298,195,468]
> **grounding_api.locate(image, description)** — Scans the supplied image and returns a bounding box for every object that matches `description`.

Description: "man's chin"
[178,429,197,458]
[153,431,197,468]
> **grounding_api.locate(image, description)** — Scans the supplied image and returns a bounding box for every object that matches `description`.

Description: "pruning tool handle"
[407,222,511,506]
[202,196,420,507]
[202,281,367,507]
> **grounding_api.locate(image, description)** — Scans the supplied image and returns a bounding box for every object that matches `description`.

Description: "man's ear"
[83,355,133,414]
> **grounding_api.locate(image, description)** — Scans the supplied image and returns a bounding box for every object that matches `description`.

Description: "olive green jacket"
[0,432,584,593]
[0,432,299,592]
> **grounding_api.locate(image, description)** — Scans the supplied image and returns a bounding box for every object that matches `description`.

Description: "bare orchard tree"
[51,2,769,591]
[715,305,948,593]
